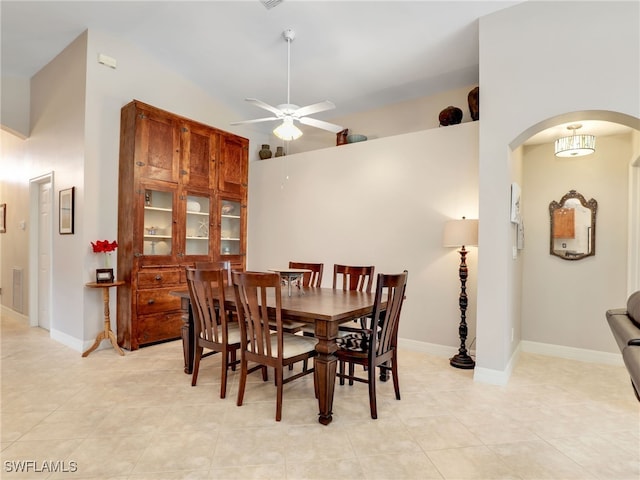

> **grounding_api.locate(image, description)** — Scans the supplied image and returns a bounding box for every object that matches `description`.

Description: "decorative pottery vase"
[468,87,479,121]
[438,106,463,126]
[259,144,272,160]
[336,128,349,146]
[275,146,285,157]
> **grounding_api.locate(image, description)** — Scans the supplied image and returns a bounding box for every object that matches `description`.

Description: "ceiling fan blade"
[293,101,336,118]
[298,116,344,133]
[230,116,279,125]
[245,98,283,116]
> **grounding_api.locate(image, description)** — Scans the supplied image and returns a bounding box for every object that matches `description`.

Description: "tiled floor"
[1,314,638,480]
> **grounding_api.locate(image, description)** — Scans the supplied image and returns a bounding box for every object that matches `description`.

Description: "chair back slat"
[288,261,324,287]
[233,271,283,360]
[371,271,408,358]
[186,268,228,344]
[195,260,233,286]
[333,264,375,292]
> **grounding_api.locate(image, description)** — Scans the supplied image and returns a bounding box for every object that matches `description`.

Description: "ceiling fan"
[231,29,343,141]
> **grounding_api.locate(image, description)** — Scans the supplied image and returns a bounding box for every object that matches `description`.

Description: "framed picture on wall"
[0,203,6,233]
[59,187,75,234]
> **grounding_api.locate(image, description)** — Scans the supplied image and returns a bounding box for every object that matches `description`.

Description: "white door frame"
[29,172,54,328]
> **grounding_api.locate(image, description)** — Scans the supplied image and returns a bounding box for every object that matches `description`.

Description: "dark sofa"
[606,290,640,401]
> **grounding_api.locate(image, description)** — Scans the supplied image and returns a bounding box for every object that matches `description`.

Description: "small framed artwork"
[0,203,5,233]
[96,268,114,284]
[59,187,75,234]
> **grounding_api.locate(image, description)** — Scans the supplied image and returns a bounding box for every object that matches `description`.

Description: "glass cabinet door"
[185,194,210,256]
[143,189,173,256]
[220,198,242,256]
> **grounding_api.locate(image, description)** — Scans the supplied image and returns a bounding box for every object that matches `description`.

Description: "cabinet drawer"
[136,312,183,346]
[138,270,182,288]
[137,290,182,316]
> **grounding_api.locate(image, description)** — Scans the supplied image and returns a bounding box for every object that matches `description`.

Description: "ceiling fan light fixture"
[554,124,596,157]
[273,117,302,141]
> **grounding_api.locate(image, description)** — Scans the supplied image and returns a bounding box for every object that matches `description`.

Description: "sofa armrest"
[622,345,640,401]
[606,310,640,351]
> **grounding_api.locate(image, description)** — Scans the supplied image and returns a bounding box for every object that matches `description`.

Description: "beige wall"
[0,29,267,351]
[477,0,639,380]
[0,131,29,314]
[248,122,479,352]
[1,1,638,365]
[281,84,478,155]
[521,134,631,353]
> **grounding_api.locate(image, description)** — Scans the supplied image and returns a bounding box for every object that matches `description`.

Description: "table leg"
[314,319,338,425]
[179,297,194,374]
[83,286,124,357]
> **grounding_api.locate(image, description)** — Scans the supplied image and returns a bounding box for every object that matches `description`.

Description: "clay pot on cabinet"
[259,144,272,160]
[275,146,285,157]
[468,87,479,121]
[336,129,349,146]
[438,106,463,126]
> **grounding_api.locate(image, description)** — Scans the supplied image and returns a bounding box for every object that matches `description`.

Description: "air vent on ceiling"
[260,0,283,9]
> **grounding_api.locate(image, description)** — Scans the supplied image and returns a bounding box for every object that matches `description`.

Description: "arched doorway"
[510,110,639,362]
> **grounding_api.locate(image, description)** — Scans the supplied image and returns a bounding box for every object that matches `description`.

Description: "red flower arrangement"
[91,240,118,253]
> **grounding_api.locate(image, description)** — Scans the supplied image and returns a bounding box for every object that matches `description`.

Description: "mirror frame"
[549,190,598,261]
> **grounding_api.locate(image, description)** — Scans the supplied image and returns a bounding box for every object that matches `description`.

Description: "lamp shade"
[273,117,302,141]
[443,218,478,247]
[554,124,595,157]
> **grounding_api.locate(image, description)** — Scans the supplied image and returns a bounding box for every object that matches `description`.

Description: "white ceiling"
[1,1,520,126]
[1,1,631,141]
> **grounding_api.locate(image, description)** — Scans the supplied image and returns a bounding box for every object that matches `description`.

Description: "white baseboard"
[473,344,521,386]
[50,328,84,353]
[520,340,623,366]
[0,305,29,323]
[398,337,459,358]
[398,337,623,385]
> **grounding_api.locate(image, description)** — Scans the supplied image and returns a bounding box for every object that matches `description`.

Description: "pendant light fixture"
[554,124,596,157]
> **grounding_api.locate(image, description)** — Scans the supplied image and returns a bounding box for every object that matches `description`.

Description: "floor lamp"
[443,217,479,369]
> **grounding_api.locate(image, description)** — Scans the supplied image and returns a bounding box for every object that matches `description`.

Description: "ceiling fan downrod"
[283,29,295,108]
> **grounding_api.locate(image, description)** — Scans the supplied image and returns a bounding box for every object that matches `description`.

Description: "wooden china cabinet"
[117,100,248,350]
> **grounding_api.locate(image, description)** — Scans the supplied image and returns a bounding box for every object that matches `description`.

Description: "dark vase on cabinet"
[117,100,248,350]
[259,144,272,159]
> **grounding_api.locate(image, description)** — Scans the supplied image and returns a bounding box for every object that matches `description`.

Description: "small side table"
[83,281,125,357]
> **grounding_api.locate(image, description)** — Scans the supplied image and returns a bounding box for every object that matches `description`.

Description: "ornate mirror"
[549,190,597,260]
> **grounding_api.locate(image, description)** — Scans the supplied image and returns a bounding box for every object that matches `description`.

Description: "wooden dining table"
[173,286,379,425]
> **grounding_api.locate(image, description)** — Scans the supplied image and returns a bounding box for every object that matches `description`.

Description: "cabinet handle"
[148,299,155,305]
[134,253,143,258]
[155,275,162,281]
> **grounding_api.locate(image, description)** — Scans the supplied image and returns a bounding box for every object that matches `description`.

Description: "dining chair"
[186,267,241,399]
[285,261,325,342]
[333,264,375,333]
[333,264,374,292]
[195,260,236,321]
[335,271,408,419]
[232,271,318,421]
[288,261,324,287]
[195,260,233,286]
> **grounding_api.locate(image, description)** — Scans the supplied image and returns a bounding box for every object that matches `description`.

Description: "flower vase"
[96,253,114,284]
